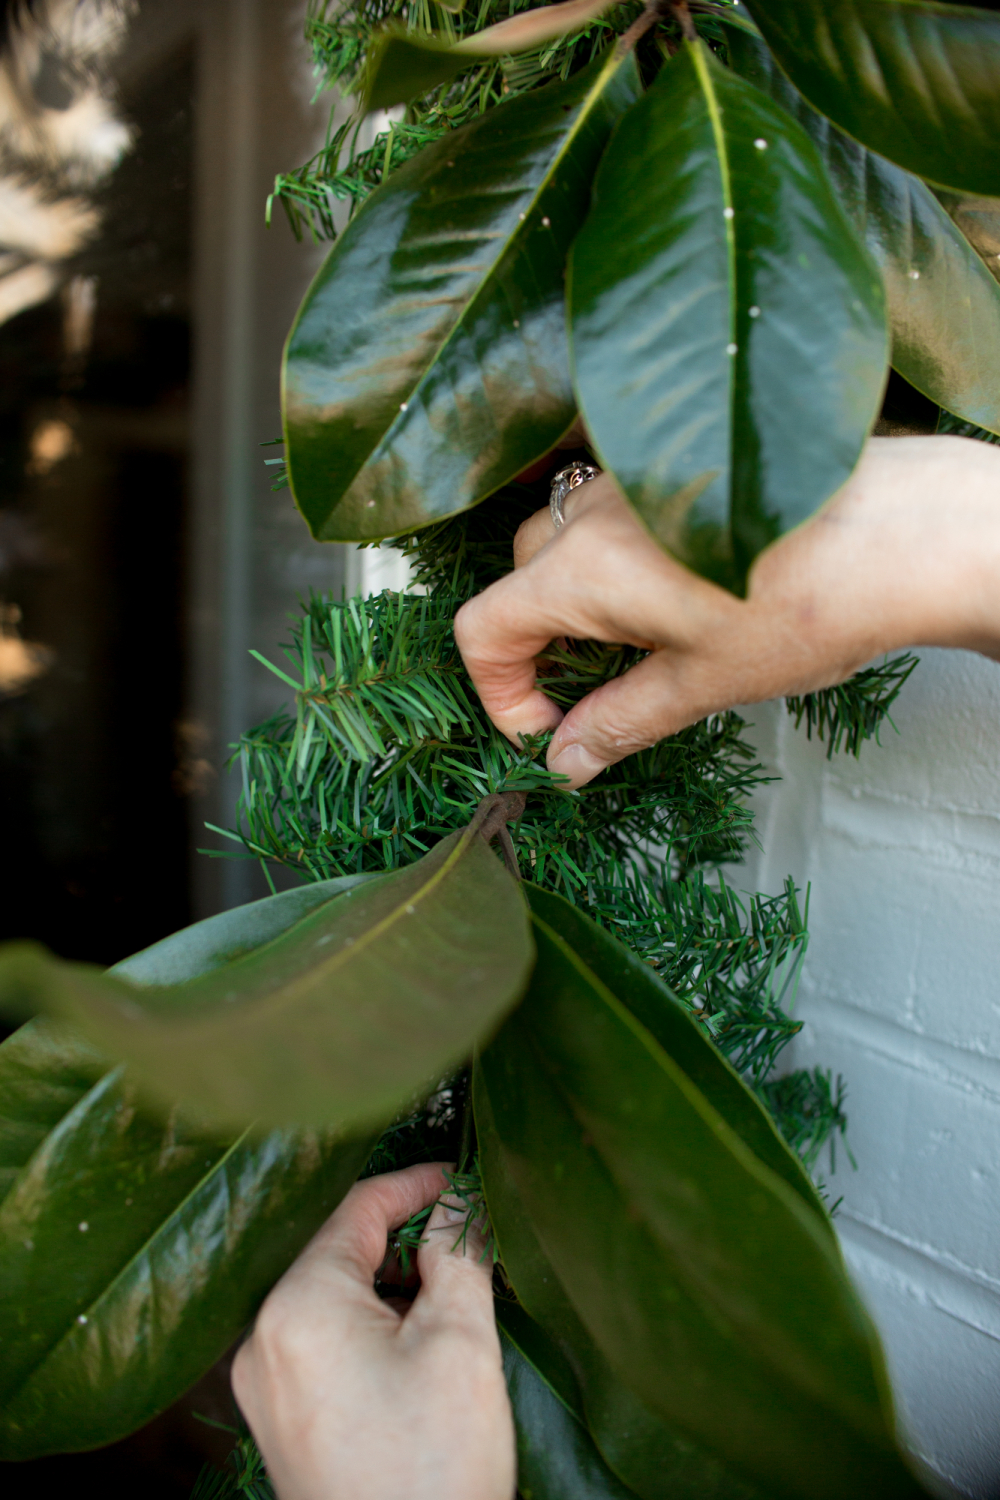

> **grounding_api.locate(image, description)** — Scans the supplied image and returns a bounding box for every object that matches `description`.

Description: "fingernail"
[547,743,608,787]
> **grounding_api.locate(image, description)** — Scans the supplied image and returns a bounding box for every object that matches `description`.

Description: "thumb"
[546,649,715,788]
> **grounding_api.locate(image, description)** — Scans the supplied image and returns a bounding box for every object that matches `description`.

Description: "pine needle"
[266,0,648,243]
[784,654,918,759]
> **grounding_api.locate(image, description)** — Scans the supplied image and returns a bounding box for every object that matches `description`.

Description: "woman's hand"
[454,435,1000,787]
[232,1163,516,1500]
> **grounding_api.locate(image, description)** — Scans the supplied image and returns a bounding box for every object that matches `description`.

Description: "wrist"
[751,435,1000,671]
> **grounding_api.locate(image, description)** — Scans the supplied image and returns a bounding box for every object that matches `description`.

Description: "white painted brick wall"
[732,649,1000,1497]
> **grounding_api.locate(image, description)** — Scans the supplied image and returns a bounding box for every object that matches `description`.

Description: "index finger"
[453,576,565,744]
[300,1162,451,1288]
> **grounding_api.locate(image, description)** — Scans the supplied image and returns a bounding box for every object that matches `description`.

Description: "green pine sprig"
[266,0,645,243]
[784,653,918,760]
[214,582,766,891]
[190,1427,275,1500]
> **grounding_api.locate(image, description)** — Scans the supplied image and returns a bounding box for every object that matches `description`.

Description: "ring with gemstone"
[549,463,601,529]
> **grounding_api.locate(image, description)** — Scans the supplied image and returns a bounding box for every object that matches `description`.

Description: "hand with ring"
[454,433,1000,787]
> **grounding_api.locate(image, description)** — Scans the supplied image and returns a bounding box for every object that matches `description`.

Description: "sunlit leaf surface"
[743,0,1000,195]
[284,50,639,542]
[569,40,887,592]
[728,26,1000,436]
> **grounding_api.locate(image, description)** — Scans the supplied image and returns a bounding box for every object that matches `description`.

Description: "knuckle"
[248,1293,307,1367]
[452,597,483,654]
[248,1296,284,1354]
[589,708,657,759]
[512,509,550,567]
[230,1340,254,1402]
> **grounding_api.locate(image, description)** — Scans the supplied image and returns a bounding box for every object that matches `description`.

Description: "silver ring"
[549,463,601,529]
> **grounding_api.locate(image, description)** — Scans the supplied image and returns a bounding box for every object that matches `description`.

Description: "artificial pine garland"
[197,473,910,1497]
[216,467,913,1168]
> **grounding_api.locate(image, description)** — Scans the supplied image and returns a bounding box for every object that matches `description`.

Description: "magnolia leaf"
[0,873,395,1459]
[0,1018,103,1207]
[112,873,380,984]
[0,884,373,1203]
[743,0,1000,195]
[727,26,1000,436]
[523,886,832,1228]
[360,29,469,111]
[479,1069,762,1500]
[451,0,621,56]
[934,190,1000,286]
[476,904,928,1499]
[569,39,887,593]
[0,827,534,1130]
[361,0,620,110]
[499,1304,641,1500]
[0,1046,373,1459]
[284,49,640,542]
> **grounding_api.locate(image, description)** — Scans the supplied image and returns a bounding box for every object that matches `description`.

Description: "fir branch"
[362,1073,468,1177]
[260,436,288,492]
[391,481,542,597]
[388,1155,495,1280]
[597,870,809,1085]
[190,1429,275,1500]
[784,653,918,760]
[225,586,765,887]
[937,409,1000,446]
[758,1068,855,1174]
[266,0,749,243]
[267,0,645,242]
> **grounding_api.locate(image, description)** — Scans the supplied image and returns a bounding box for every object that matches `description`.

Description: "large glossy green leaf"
[109,873,379,985]
[0,880,389,1460]
[569,40,887,593]
[361,29,470,109]
[743,0,1000,196]
[2,827,533,1131]
[727,26,1000,436]
[498,1302,640,1500]
[934,189,1000,285]
[476,906,927,1499]
[479,1073,761,1500]
[0,882,372,1203]
[0,1018,103,1205]
[283,49,640,543]
[523,886,832,1228]
[362,0,620,110]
